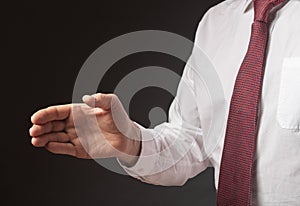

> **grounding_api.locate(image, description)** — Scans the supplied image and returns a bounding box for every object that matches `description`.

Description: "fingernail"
[29,127,33,135]
[82,95,91,102]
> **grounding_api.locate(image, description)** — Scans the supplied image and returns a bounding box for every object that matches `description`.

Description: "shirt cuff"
[117,124,159,177]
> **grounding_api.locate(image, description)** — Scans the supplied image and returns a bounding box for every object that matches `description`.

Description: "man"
[29,0,300,205]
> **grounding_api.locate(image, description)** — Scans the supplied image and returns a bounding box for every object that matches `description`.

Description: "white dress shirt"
[119,0,300,205]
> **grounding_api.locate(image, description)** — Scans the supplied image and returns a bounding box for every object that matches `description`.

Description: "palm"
[31,104,120,159]
[30,94,139,161]
[67,104,125,158]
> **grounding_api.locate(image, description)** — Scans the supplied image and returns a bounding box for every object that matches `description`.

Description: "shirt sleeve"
[117,12,214,186]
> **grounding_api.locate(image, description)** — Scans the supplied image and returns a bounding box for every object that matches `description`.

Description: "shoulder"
[194,0,244,40]
[203,0,244,21]
[191,0,246,57]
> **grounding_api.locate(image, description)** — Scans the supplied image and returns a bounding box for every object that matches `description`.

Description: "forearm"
[119,123,210,186]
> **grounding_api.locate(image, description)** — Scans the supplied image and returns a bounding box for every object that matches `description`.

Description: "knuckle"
[94,93,103,100]
[48,122,54,131]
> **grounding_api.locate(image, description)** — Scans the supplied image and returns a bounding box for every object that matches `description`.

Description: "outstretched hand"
[29,93,141,165]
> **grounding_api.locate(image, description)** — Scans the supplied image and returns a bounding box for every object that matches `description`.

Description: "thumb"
[82,93,115,110]
[83,93,140,140]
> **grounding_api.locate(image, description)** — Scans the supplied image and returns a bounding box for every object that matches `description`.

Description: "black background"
[4,0,223,205]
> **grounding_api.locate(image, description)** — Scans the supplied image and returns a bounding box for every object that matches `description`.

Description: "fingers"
[45,142,76,157]
[29,121,65,137]
[31,132,71,147]
[82,93,115,110]
[31,105,71,125]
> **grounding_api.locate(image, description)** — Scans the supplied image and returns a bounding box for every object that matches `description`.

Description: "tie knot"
[253,0,286,23]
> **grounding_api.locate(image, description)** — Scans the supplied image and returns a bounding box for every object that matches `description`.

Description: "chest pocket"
[277,57,300,133]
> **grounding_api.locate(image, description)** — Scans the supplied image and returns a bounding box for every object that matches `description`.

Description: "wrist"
[117,122,141,166]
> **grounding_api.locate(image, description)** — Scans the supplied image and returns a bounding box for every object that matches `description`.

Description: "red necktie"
[217,0,287,205]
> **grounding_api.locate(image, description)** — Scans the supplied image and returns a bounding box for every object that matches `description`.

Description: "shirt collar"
[242,0,252,13]
[242,0,297,13]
